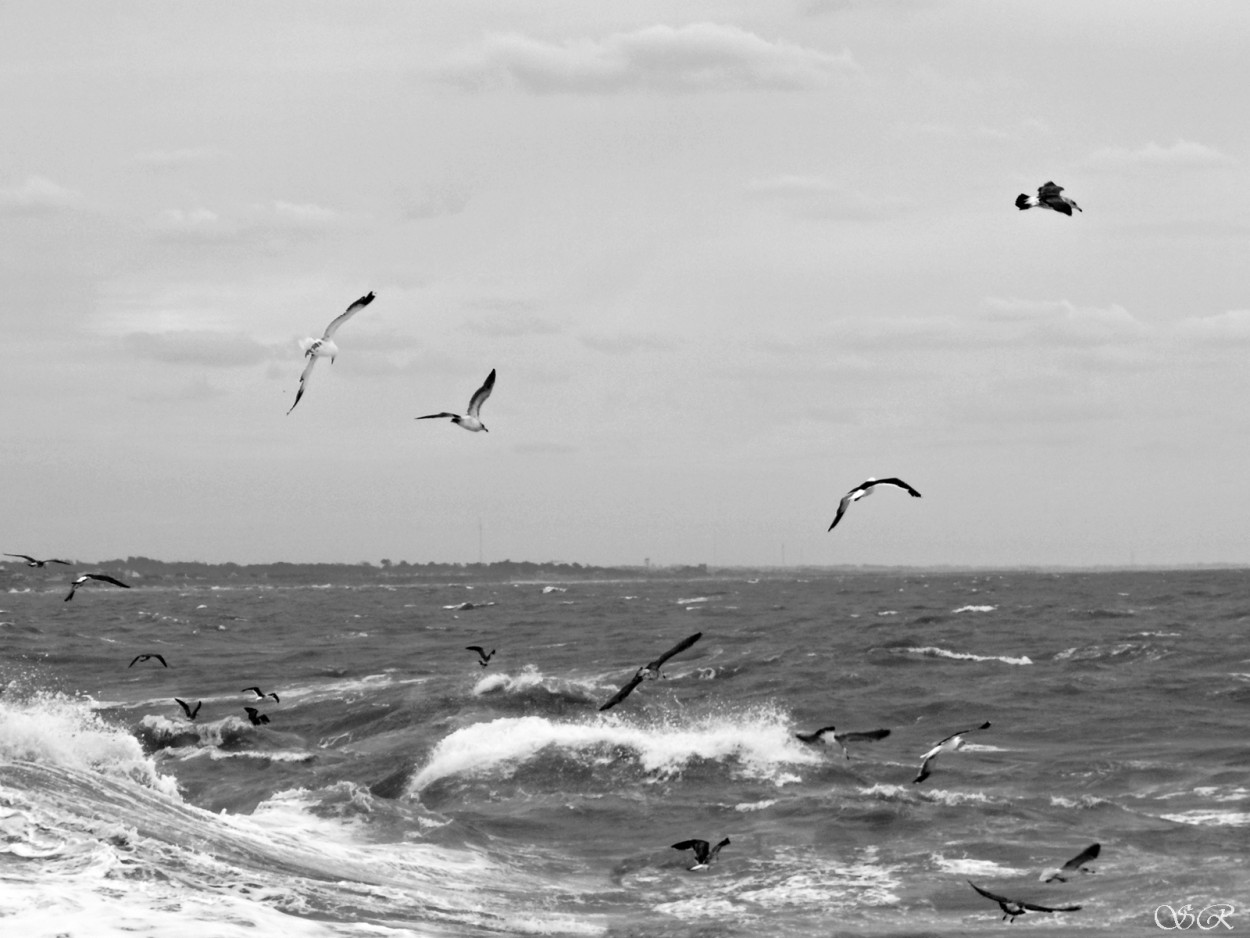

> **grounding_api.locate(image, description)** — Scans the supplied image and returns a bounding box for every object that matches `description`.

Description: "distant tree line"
[0,555,708,585]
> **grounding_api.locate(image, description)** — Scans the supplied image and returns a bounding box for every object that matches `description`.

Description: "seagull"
[795,725,891,759]
[912,721,991,784]
[416,368,496,432]
[827,478,922,532]
[1040,843,1100,883]
[242,686,280,703]
[5,553,71,568]
[286,290,376,415]
[466,646,495,667]
[243,706,270,726]
[968,881,1081,923]
[671,838,730,871]
[598,632,702,711]
[64,573,131,602]
[174,698,202,720]
[1014,181,1082,216]
[128,653,168,668]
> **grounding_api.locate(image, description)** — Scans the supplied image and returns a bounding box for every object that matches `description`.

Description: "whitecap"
[903,646,1032,666]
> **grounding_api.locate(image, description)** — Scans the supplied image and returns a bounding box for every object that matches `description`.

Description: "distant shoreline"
[3,556,1245,588]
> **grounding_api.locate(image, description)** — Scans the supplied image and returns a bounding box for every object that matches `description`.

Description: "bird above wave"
[795,725,891,759]
[466,646,495,667]
[912,720,991,784]
[287,290,375,415]
[5,553,71,568]
[1040,843,1100,883]
[672,837,730,871]
[828,477,922,532]
[129,653,167,668]
[174,698,201,720]
[64,573,131,602]
[416,368,496,432]
[244,706,270,726]
[242,686,280,703]
[968,880,1081,923]
[1015,180,1082,216]
[599,632,702,711]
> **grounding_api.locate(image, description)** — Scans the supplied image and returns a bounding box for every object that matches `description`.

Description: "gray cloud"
[0,175,82,215]
[1084,138,1236,171]
[438,22,858,94]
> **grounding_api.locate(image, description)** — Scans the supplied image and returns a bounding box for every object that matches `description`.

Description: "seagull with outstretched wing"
[416,368,496,432]
[5,553,71,568]
[912,721,991,784]
[968,880,1081,922]
[671,837,730,871]
[599,632,703,711]
[287,291,375,414]
[828,477,922,532]
[64,573,131,602]
[795,725,891,759]
[1040,843,1100,883]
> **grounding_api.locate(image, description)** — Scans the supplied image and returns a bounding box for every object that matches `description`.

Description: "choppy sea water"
[1,569,1247,936]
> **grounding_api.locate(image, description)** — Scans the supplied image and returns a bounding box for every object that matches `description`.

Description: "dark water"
[1,569,1247,936]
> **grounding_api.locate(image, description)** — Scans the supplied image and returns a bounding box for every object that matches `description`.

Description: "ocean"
[1,568,1247,936]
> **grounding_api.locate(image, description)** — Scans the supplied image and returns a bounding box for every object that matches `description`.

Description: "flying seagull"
[466,646,496,667]
[287,290,376,415]
[672,838,730,871]
[64,573,131,602]
[174,698,202,720]
[828,477,922,532]
[5,553,71,568]
[244,706,270,726]
[912,721,991,784]
[968,881,1081,923]
[599,632,703,711]
[242,686,280,703]
[1015,181,1082,216]
[416,368,496,432]
[795,725,891,759]
[128,653,168,668]
[1040,843,1100,883]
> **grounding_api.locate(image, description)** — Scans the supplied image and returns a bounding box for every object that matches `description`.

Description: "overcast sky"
[3,1,1248,568]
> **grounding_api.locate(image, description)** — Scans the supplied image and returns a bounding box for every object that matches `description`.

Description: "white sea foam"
[409,708,823,793]
[904,646,1032,665]
[0,694,178,797]
[1159,810,1250,827]
[952,604,996,613]
[932,855,1021,877]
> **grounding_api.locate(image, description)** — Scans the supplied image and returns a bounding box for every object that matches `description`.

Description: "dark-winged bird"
[968,881,1081,923]
[128,653,167,668]
[1040,843,1100,883]
[174,698,202,720]
[1014,181,1082,216]
[416,368,496,432]
[5,553,71,568]
[598,632,702,711]
[466,646,495,667]
[672,838,730,871]
[64,573,131,602]
[242,686,280,703]
[828,478,922,532]
[244,707,270,726]
[912,721,991,784]
[795,725,891,759]
[287,291,375,414]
